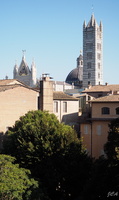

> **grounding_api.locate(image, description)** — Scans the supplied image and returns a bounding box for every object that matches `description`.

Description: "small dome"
[65,67,83,87]
[65,52,83,87]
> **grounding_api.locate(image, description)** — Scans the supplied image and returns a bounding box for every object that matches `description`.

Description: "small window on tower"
[97,53,101,60]
[87,62,91,69]
[86,43,93,50]
[87,52,92,59]
[98,63,100,69]
[97,43,101,50]
[88,72,91,79]
[98,73,100,79]
[86,32,93,39]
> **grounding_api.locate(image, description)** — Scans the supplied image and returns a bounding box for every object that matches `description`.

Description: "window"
[87,62,91,69]
[102,107,110,114]
[86,43,93,50]
[98,94,102,98]
[97,53,101,60]
[116,107,119,115]
[84,125,88,134]
[97,33,101,39]
[98,73,100,79]
[86,32,93,39]
[63,102,67,112]
[87,52,92,60]
[88,72,91,79]
[97,125,102,135]
[98,63,100,69]
[97,43,101,50]
[54,101,58,113]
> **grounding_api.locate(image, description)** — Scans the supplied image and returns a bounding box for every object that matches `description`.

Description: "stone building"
[0,79,39,134]
[79,84,119,158]
[13,54,36,87]
[80,94,119,158]
[39,75,79,131]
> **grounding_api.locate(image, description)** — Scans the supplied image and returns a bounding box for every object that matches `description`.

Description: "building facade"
[0,80,39,134]
[83,14,103,88]
[80,85,119,158]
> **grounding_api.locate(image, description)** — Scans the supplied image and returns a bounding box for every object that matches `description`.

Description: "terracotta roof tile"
[0,79,23,85]
[53,91,78,100]
[91,94,119,102]
[83,84,119,92]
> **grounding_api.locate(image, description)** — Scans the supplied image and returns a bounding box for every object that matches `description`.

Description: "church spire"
[83,20,86,28]
[22,50,26,61]
[100,21,103,31]
[13,60,18,78]
[31,58,36,87]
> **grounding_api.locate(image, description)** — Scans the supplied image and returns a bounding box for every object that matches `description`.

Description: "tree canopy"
[0,154,38,200]
[104,118,119,162]
[3,110,92,200]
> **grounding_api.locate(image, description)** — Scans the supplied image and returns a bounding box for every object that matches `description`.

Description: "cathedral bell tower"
[83,14,103,88]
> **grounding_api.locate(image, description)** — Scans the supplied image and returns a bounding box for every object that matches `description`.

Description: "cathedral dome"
[65,67,83,86]
[65,52,83,87]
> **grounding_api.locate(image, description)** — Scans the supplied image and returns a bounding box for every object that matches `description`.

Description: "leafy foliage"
[3,110,92,200]
[0,154,38,200]
[104,118,119,162]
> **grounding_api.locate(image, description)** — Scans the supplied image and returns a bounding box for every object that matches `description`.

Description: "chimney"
[39,73,53,113]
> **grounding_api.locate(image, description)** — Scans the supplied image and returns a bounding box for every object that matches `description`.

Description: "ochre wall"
[92,102,119,118]
[81,121,109,158]
[0,86,38,133]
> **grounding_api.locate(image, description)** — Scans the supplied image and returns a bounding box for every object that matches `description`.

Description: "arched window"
[88,72,91,79]
[102,107,110,115]
[116,107,119,115]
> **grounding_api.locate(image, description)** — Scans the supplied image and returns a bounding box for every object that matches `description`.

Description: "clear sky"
[0,0,119,84]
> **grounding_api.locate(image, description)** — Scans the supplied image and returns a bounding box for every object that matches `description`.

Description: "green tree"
[3,110,92,200]
[104,118,119,162]
[0,154,38,200]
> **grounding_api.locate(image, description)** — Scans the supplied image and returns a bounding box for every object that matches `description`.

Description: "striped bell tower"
[83,14,103,88]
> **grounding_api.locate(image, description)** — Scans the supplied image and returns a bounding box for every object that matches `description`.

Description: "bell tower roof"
[87,14,96,27]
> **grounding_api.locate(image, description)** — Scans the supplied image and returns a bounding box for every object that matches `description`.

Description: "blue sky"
[0,0,119,84]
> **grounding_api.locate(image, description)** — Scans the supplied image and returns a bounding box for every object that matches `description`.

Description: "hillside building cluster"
[0,14,118,158]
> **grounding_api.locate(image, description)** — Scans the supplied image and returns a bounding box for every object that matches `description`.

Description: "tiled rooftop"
[53,91,78,100]
[83,84,119,92]
[0,79,23,85]
[91,94,119,102]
